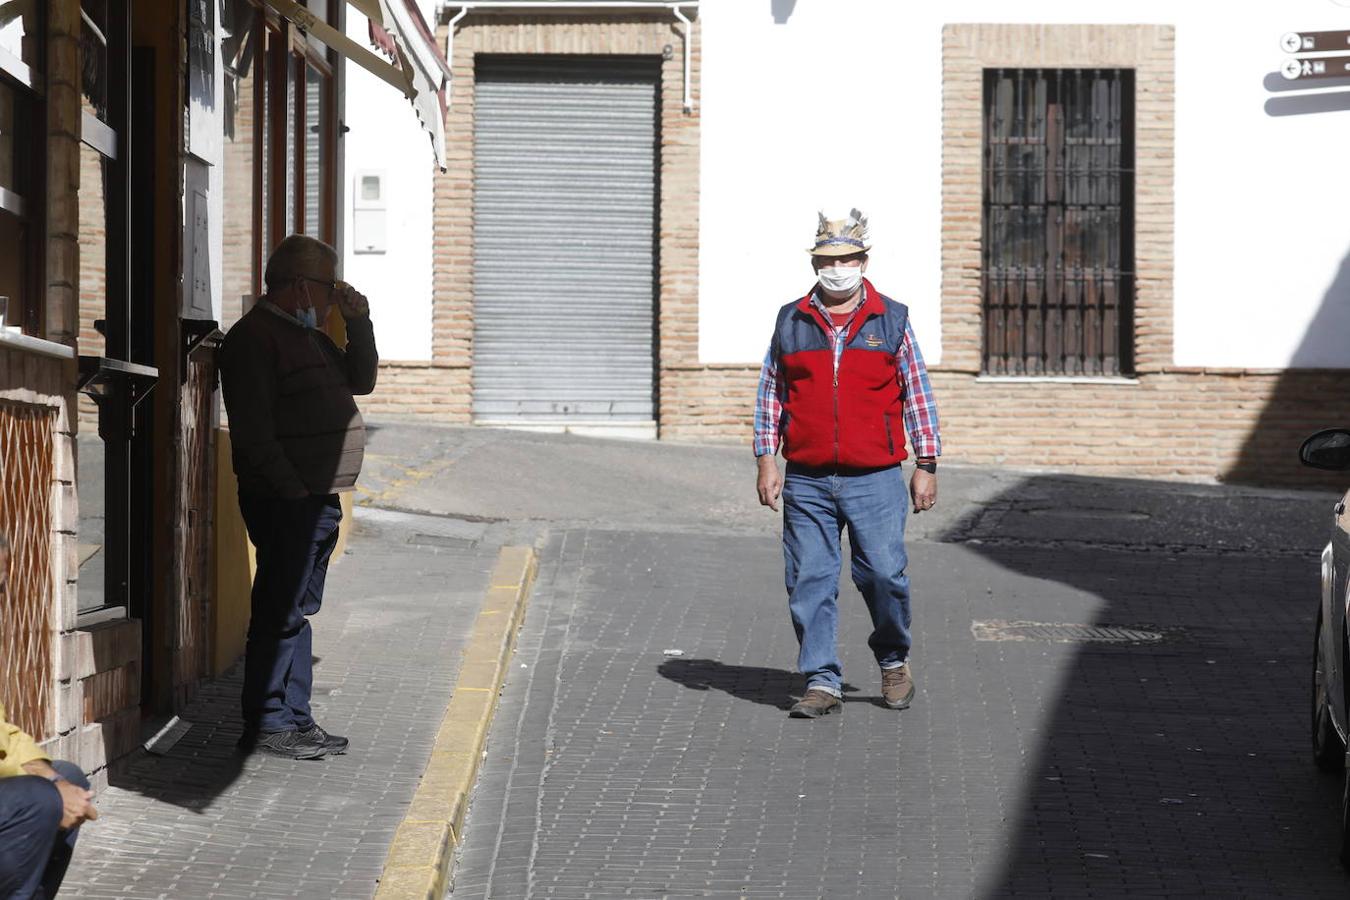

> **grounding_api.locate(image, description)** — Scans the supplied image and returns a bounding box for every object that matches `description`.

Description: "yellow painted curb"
[374,545,538,900]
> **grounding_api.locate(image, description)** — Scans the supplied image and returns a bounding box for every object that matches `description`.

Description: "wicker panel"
[0,401,56,740]
[173,351,217,695]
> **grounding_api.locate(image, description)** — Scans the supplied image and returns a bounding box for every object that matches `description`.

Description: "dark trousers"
[0,760,90,899]
[238,492,343,734]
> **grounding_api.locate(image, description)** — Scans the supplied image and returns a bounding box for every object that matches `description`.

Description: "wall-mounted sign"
[1281,30,1350,53]
[1280,56,1350,80]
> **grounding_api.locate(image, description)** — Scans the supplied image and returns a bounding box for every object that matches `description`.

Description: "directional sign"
[1281,55,1350,80]
[1281,30,1350,52]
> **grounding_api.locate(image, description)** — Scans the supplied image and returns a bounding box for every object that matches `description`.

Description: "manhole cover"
[971,620,1171,643]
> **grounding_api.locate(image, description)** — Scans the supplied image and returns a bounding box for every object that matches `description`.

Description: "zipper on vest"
[833,379,840,465]
[833,329,841,464]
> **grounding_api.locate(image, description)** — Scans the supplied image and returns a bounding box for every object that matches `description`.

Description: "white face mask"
[817,265,863,295]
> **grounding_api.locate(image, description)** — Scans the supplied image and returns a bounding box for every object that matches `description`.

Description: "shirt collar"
[810,282,868,325]
[259,298,308,327]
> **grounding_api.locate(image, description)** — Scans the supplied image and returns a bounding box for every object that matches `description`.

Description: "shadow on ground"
[658,658,869,709]
[104,666,251,812]
[103,653,349,810]
[937,472,1350,896]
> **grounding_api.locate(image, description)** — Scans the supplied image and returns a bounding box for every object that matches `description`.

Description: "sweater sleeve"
[342,315,379,396]
[220,328,311,499]
[0,703,49,779]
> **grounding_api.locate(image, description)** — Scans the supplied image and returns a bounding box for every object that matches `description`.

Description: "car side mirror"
[1300,429,1350,470]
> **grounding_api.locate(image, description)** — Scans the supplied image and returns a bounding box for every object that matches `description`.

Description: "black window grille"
[982,68,1135,376]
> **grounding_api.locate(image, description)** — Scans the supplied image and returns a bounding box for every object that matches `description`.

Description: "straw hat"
[808,208,871,256]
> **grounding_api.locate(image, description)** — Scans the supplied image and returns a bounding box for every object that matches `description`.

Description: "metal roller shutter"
[472,56,659,424]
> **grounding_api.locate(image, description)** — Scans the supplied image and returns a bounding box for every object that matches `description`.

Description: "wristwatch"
[914,459,937,474]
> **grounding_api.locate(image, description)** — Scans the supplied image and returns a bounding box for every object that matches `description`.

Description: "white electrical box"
[182,161,215,320]
[353,170,387,254]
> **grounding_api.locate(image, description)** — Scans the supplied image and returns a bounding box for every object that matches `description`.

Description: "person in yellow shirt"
[0,535,98,898]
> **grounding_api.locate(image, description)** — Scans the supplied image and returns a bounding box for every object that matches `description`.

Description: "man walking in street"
[220,234,378,759]
[754,210,941,719]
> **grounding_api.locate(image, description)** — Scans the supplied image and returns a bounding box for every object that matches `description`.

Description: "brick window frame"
[941,24,1174,378]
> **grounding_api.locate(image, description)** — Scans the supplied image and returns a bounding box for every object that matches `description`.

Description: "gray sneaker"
[789,688,841,718]
[239,729,328,760]
[297,724,348,755]
[881,664,915,710]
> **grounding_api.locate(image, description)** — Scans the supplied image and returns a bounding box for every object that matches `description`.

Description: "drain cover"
[1025,508,1151,522]
[407,533,478,549]
[971,620,1169,644]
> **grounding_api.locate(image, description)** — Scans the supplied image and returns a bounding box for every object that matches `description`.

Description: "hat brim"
[807,244,871,257]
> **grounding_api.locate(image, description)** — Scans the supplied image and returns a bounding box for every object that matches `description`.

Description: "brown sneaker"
[881,664,915,709]
[789,688,841,718]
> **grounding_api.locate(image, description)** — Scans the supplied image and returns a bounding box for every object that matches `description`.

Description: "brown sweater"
[220,301,379,498]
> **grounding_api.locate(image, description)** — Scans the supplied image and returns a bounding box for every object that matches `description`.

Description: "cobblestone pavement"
[449,472,1350,898]
[61,506,509,899]
[51,423,1350,898]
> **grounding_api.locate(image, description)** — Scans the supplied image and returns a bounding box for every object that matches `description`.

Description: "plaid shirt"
[753,291,941,459]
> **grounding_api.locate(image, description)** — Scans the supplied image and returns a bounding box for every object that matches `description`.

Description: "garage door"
[472,55,659,424]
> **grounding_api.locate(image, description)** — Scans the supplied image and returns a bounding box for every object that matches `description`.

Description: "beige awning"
[261,0,452,170]
[354,0,453,169]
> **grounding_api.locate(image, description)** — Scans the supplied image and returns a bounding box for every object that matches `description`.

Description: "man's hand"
[23,760,98,829]
[910,469,937,513]
[336,282,369,319]
[55,779,98,829]
[757,455,783,511]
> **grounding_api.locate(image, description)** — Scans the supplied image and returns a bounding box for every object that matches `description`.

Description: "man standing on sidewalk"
[221,234,378,759]
[754,210,941,719]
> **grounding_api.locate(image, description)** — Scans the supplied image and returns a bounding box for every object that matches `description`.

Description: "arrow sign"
[1281,30,1350,52]
[1280,56,1350,80]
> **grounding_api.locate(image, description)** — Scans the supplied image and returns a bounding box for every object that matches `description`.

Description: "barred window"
[982,68,1135,376]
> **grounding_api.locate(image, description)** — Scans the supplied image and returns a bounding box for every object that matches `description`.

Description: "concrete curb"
[374,545,538,899]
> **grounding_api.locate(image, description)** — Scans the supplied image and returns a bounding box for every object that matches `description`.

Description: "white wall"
[342,3,438,361]
[698,0,1350,369]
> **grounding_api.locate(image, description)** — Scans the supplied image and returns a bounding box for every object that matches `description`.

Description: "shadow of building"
[1225,245,1350,486]
[936,471,1350,895]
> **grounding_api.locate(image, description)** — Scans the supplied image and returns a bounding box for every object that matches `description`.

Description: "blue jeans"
[782,464,912,697]
[0,760,89,899]
[239,493,343,733]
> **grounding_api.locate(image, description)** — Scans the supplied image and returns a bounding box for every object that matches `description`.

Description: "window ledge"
[75,607,132,629]
[975,375,1139,385]
[0,330,75,360]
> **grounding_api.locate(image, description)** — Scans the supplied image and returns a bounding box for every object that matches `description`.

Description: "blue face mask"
[294,280,320,329]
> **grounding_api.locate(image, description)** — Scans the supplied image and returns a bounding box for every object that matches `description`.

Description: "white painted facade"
[701,0,1350,369]
[346,0,1350,371]
[342,0,438,361]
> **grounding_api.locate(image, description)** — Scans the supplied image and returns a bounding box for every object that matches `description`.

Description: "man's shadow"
[657,658,873,709]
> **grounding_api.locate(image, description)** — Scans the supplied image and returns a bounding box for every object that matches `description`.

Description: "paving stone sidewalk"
[61,505,510,900]
[450,519,1350,898]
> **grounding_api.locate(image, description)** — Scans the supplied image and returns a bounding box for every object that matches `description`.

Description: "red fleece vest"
[771,280,909,469]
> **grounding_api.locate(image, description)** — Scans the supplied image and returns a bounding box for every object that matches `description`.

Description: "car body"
[1303,428,1350,865]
